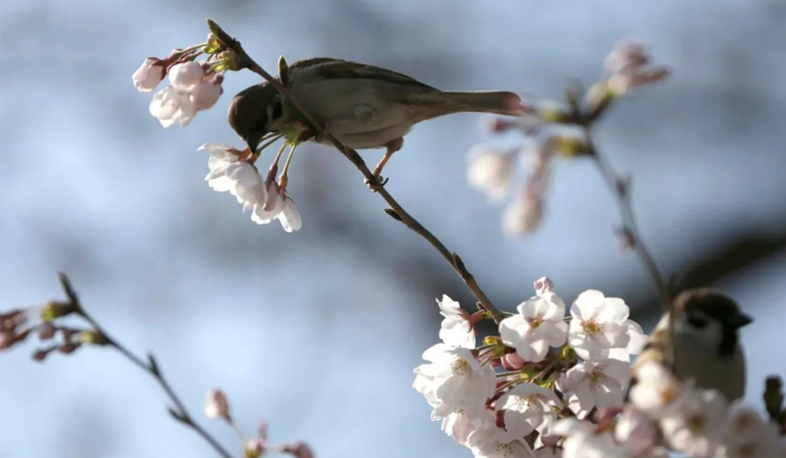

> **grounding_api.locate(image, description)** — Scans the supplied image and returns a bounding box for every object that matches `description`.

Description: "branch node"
[383,208,403,222]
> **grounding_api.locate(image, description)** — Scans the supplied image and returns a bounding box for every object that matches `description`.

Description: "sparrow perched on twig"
[227,57,523,179]
[633,288,753,402]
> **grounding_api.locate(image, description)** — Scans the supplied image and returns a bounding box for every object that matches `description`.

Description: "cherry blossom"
[559,358,630,419]
[437,295,475,348]
[466,146,518,203]
[659,388,727,457]
[716,402,783,458]
[614,407,657,453]
[467,424,536,458]
[413,343,496,420]
[496,383,562,438]
[200,143,267,209]
[628,362,683,418]
[132,58,165,92]
[203,388,230,419]
[501,188,543,237]
[251,181,302,233]
[499,291,568,362]
[168,61,205,89]
[149,85,197,127]
[567,290,631,361]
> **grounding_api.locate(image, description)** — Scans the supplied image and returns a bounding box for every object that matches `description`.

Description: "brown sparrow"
[633,288,752,402]
[227,57,523,178]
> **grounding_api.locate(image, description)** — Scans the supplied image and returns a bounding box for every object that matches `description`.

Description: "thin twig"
[57,273,234,458]
[583,133,670,310]
[206,19,505,324]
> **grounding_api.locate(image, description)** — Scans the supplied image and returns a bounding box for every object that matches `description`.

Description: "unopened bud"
[533,277,554,296]
[244,439,265,458]
[79,330,110,346]
[536,100,573,124]
[59,342,80,354]
[38,323,56,340]
[32,348,49,362]
[501,352,526,371]
[42,301,75,322]
[205,33,223,54]
[483,336,501,346]
[204,388,231,420]
[282,442,314,458]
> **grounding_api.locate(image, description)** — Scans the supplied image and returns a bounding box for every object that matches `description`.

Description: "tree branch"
[207,19,504,323]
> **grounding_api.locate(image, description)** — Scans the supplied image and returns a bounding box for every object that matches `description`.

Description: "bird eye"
[687,316,708,329]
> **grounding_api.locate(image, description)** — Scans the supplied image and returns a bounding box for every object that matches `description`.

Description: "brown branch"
[57,273,234,458]
[584,132,671,310]
[206,19,504,323]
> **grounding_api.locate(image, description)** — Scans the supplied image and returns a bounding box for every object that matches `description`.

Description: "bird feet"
[365,174,388,192]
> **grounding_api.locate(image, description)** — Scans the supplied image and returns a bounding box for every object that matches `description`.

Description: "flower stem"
[57,273,233,458]
[278,144,298,190]
[206,19,505,324]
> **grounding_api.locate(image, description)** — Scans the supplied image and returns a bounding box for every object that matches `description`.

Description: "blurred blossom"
[466,146,518,203]
[614,407,657,453]
[203,388,230,420]
[659,388,727,457]
[501,189,543,237]
[281,442,315,458]
[718,401,784,458]
[603,40,670,96]
[628,362,682,418]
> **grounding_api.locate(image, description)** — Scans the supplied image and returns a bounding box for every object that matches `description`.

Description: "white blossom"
[716,401,783,458]
[614,407,656,453]
[502,192,543,237]
[467,146,517,203]
[200,143,267,209]
[413,343,496,420]
[659,388,727,457]
[533,276,554,296]
[437,295,475,348]
[467,424,536,458]
[499,293,567,362]
[628,362,683,418]
[568,290,630,361]
[559,358,630,419]
[441,410,488,446]
[251,181,303,233]
[168,61,205,89]
[552,419,630,458]
[533,447,561,458]
[496,383,562,438]
[149,85,197,127]
[190,77,223,110]
[132,58,165,92]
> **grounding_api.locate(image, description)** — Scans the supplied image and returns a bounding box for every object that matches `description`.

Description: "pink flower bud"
[501,352,526,370]
[190,81,223,110]
[204,388,231,420]
[533,277,554,296]
[38,323,56,340]
[32,348,49,361]
[168,61,204,90]
[132,58,165,93]
[282,442,314,458]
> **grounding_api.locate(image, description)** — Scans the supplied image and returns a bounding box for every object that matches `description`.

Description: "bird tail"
[442,91,524,117]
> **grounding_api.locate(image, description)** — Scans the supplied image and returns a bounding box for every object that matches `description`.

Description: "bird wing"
[289,57,439,91]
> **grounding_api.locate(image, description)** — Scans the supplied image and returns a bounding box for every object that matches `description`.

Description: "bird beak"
[730,312,753,329]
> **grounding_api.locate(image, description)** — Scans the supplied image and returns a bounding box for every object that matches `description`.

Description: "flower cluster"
[466,41,670,236]
[133,45,227,127]
[201,143,302,232]
[203,388,315,458]
[133,36,304,232]
[0,300,109,360]
[414,277,646,457]
[553,363,786,457]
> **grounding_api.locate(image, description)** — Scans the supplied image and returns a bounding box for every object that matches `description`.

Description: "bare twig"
[206,19,504,323]
[583,134,670,309]
[57,273,234,458]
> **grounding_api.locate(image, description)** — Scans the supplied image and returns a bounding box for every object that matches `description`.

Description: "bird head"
[673,288,753,358]
[227,83,283,154]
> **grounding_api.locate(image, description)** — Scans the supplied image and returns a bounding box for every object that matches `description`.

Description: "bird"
[227,57,523,180]
[633,288,753,402]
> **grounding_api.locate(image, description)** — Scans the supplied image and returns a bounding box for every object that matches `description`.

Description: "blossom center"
[582,319,601,335]
[528,316,543,329]
[686,413,706,433]
[496,442,514,457]
[451,358,471,376]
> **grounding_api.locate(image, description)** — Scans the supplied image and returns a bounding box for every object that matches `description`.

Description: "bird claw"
[365,174,388,191]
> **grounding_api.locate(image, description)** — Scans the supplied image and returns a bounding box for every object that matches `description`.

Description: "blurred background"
[2,0,786,457]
